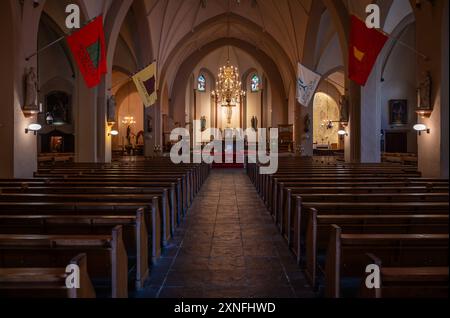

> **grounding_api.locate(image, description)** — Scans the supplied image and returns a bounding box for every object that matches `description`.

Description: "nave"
[138,170,315,298]
[0,0,448,303]
[0,157,448,299]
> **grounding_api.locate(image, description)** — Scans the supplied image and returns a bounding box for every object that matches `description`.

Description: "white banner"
[297,63,321,107]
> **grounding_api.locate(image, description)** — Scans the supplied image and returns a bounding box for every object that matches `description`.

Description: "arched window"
[251,74,260,92]
[197,74,206,92]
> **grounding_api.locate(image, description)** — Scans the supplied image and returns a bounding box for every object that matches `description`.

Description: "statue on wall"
[126,125,132,145]
[304,114,311,133]
[200,116,207,132]
[107,95,116,123]
[24,67,38,111]
[251,116,258,131]
[417,71,432,110]
[339,94,349,123]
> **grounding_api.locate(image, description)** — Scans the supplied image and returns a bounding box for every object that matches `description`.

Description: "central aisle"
[139,170,315,298]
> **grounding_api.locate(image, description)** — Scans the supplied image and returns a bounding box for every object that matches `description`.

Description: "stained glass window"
[198,74,206,92]
[251,74,260,92]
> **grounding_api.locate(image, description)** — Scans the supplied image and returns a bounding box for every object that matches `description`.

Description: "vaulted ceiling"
[43,0,413,96]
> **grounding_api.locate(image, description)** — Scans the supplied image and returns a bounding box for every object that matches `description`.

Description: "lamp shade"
[27,123,42,132]
[338,129,347,136]
[413,124,428,132]
[110,130,119,136]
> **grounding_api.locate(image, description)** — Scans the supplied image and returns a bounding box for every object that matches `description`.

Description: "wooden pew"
[0,253,96,298]
[272,179,448,215]
[273,180,448,218]
[304,210,449,288]
[325,225,449,298]
[359,254,448,298]
[0,191,172,246]
[292,201,449,264]
[0,180,184,227]
[0,210,149,290]
[281,192,449,239]
[289,197,449,249]
[0,200,162,266]
[0,226,129,298]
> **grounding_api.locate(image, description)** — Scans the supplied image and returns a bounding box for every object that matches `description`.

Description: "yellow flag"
[132,62,157,108]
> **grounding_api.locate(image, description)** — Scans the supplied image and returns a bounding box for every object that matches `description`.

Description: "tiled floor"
[136,169,315,298]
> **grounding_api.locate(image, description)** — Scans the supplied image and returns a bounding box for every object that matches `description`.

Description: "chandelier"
[122,83,136,126]
[212,59,245,126]
[122,116,136,125]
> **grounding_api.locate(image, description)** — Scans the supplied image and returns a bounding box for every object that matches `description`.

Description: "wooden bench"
[359,254,448,298]
[292,201,449,263]
[0,201,161,266]
[0,226,128,298]
[281,192,449,239]
[0,180,184,227]
[0,253,95,298]
[325,225,449,298]
[304,211,449,288]
[0,191,172,246]
[289,198,449,248]
[0,210,149,290]
[273,180,448,218]
[272,179,448,215]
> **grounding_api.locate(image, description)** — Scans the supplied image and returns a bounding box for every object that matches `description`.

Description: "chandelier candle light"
[212,58,245,127]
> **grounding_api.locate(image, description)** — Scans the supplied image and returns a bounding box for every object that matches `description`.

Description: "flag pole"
[352,15,428,60]
[108,60,157,92]
[25,36,66,61]
[381,30,428,60]
[25,16,99,61]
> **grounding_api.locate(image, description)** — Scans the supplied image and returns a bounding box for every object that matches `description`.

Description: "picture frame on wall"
[389,99,408,126]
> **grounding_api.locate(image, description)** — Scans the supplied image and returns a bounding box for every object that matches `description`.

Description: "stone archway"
[170,39,288,131]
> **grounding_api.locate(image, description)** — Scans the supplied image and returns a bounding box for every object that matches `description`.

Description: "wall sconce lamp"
[338,129,348,137]
[108,130,119,137]
[413,124,430,136]
[25,123,42,135]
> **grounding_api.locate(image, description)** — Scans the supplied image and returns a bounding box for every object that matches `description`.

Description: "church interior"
[0,0,448,300]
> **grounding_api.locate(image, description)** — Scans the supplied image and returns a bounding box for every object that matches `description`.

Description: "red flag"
[349,15,388,86]
[67,16,107,88]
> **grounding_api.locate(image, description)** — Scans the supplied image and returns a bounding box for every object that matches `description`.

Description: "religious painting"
[40,130,75,154]
[197,75,206,92]
[389,99,408,126]
[45,91,71,125]
[50,136,63,153]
